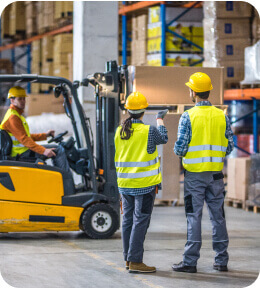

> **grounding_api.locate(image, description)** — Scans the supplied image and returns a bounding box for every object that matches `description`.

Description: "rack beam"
[0,24,73,52]
[224,88,260,101]
[119,1,162,14]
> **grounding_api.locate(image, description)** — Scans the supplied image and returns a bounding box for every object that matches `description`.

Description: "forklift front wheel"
[81,203,119,239]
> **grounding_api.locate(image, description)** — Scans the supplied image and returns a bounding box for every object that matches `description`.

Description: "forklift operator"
[0,86,71,174]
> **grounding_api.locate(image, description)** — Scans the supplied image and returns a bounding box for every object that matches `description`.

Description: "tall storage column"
[73,1,118,147]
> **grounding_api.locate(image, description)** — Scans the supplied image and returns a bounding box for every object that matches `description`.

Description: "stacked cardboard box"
[25,94,65,116]
[147,53,202,67]
[203,1,253,88]
[9,2,26,37]
[53,34,73,79]
[25,1,38,38]
[31,40,42,94]
[252,8,260,44]
[0,59,13,74]
[131,15,147,65]
[54,2,73,20]
[1,4,11,39]
[227,157,251,202]
[147,6,203,67]
[38,2,55,33]
[41,37,54,91]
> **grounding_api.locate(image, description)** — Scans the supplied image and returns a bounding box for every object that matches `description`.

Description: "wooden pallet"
[245,201,260,214]
[225,198,245,209]
[154,199,184,207]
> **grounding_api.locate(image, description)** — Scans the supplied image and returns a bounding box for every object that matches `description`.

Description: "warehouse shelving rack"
[0,24,73,93]
[224,88,260,154]
[119,1,203,66]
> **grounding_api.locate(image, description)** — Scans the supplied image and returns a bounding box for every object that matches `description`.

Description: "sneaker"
[172,261,197,273]
[126,261,129,270]
[213,263,228,271]
[129,262,156,273]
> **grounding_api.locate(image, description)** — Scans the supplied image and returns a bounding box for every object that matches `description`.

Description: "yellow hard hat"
[8,86,28,99]
[185,72,213,93]
[125,91,149,110]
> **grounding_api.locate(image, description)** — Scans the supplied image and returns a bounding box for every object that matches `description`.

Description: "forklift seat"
[0,129,12,160]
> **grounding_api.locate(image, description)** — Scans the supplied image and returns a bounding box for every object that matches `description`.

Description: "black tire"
[81,203,119,239]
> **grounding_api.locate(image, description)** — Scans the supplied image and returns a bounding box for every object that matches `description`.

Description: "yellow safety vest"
[0,108,30,157]
[114,123,162,188]
[183,106,228,172]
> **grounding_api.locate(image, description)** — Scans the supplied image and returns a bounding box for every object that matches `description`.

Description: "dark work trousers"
[20,144,72,176]
[183,170,229,266]
[121,188,156,263]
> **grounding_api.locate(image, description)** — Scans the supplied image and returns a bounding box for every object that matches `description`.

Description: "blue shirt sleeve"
[174,112,191,157]
[225,115,234,156]
[147,125,168,154]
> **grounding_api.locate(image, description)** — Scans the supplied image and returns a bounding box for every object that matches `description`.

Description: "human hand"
[43,148,56,158]
[46,130,55,137]
[156,109,169,120]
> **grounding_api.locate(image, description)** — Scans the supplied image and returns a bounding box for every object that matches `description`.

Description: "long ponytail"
[120,111,144,140]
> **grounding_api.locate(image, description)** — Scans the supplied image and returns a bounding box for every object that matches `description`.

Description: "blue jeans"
[20,144,72,176]
[121,189,156,263]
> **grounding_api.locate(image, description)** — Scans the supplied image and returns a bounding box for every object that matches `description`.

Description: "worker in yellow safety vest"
[114,92,168,274]
[173,72,234,273]
[0,86,71,174]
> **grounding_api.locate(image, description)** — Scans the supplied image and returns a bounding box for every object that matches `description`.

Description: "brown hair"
[120,111,144,140]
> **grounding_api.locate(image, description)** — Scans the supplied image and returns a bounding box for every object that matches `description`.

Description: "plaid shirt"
[118,119,168,196]
[174,101,234,156]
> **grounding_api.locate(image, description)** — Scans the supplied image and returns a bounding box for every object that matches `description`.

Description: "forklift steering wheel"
[48,131,68,144]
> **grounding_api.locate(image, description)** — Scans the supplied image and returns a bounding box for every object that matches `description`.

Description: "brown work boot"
[126,261,130,270]
[129,262,156,273]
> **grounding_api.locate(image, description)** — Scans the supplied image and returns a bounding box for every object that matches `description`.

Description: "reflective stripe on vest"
[115,156,159,168]
[0,108,30,157]
[117,167,161,179]
[114,123,162,188]
[187,145,227,153]
[182,106,228,172]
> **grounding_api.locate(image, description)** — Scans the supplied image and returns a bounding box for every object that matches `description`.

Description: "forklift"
[0,61,128,239]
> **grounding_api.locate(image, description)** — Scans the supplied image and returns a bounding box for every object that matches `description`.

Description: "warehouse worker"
[0,86,71,174]
[115,92,168,274]
[173,72,234,273]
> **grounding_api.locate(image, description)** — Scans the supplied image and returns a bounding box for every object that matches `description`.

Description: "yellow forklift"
[0,61,129,239]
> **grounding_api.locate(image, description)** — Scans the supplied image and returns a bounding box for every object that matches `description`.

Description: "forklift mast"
[82,61,129,202]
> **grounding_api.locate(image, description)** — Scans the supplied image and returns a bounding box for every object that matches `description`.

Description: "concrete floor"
[0,205,259,288]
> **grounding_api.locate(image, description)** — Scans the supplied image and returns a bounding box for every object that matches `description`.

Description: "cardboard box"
[42,37,54,61]
[203,18,251,40]
[1,4,11,38]
[148,6,203,24]
[130,66,224,105]
[227,158,251,201]
[25,94,64,116]
[147,53,202,67]
[9,2,26,35]
[204,38,251,61]
[204,1,253,19]
[120,111,181,201]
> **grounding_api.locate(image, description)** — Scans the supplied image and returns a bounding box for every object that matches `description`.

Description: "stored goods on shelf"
[203,1,252,19]
[31,40,42,94]
[148,6,203,24]
[203,18,251,41]
[25,1,38,37]
[204,38,251,62]
[1,4,11,39]
[54,1,73,19]
[241,40,260,85]
[147,53,202,67]
[25,93,64,116]
[9,2,26,37]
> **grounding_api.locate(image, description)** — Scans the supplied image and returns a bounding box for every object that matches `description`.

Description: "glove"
[156,109,169,120]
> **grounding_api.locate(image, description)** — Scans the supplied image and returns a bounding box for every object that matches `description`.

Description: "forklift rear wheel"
[81,203,119,239]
